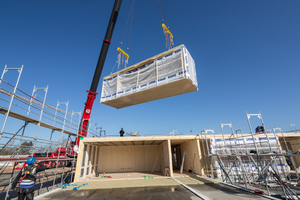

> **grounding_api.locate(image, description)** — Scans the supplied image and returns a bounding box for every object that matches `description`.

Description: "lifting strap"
[116,0,135,69]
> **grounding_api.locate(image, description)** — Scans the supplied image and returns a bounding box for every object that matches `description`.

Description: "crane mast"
[76,0,122,145]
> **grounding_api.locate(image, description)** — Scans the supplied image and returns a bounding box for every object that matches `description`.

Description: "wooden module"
[100,44,198,109]
[101,78,197,109]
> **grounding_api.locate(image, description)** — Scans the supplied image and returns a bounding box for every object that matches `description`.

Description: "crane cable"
[119,0,135,52]
[157,0,169,28]
[117,0,135,70]
[111,0,135,74]
[157,0,174,49]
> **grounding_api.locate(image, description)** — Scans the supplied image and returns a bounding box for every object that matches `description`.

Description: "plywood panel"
[180,142,189,171]
[96,145,162,173]
[132,145,145,171]
[198,140,206,175]
[145,145,161,171]
[121,146,132,170]
[178,140,200,174]
[189,140,201,175]
[101,78,197,109]
[281,138,300,167]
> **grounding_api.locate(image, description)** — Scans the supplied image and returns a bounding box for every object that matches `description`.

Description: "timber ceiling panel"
[87,140,165,146]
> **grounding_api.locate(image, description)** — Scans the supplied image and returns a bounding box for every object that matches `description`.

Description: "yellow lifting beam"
[117,47,129,68]
[162,23,173,39]
[117,47,129,59]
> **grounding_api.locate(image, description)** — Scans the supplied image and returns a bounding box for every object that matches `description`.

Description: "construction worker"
[11,157,46,200]
[255,126,265,133]
[255,126,260,133]
[119,128,124,137]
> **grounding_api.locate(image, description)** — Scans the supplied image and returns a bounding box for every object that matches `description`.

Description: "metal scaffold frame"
[0,65,23,141]
[200,112,300,200]
[0,66,99,199]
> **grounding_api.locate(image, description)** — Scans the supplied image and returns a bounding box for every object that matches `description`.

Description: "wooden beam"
[150,140,155,145]
[99,142,109,146]
[108,142,118,146]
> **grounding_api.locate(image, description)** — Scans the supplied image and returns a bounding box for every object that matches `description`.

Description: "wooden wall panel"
[280,138,300,167]
[132,145,145,171]
[180,142,189,171]
[145,145,161,171]
[198,139,206,175]
[96,145,162,173]
[190,139,201,175]
[177,140,202,174]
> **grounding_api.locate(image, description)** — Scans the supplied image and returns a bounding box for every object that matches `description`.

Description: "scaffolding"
[201,112,300,199]
[0,66,100,199]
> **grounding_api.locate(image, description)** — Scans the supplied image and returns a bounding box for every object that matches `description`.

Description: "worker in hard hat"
[11,157,46,200]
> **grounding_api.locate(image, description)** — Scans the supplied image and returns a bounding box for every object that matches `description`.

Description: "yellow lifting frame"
[117,47,129,59]
[162,23,173,39]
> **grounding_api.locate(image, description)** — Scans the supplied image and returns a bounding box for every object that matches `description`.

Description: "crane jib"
[76,0,123,145]
[90,0,122,93]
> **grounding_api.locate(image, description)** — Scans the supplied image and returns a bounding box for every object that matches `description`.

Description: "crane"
[75,0,123,146]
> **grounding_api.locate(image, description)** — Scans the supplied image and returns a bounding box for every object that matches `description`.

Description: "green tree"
[0,147,14,155]
[20,141,33,154]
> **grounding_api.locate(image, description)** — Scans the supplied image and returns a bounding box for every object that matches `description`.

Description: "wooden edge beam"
[150,140,155,145]
[109,142,118,146]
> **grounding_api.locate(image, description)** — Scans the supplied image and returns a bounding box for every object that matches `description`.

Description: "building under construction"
[1,62,300,200]
[1,70,300,199]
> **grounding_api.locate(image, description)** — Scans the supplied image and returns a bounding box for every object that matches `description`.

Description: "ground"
[36,173,270,200]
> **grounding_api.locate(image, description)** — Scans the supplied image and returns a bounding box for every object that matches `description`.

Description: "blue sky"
[0,0,300,139]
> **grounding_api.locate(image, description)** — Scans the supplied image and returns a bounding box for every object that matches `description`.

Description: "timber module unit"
[74,135,203,182]
[100,45,198,109]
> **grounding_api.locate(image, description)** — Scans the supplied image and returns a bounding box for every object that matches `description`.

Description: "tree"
[20,141,33,154]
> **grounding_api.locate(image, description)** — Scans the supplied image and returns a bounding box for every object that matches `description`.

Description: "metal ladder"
[180,151,195,174]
